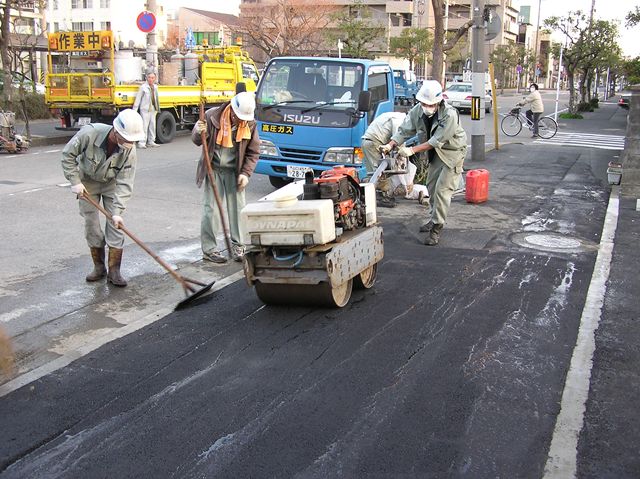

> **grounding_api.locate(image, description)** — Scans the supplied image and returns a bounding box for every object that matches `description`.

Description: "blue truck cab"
[393,69,419,106]
[254,57,395,187]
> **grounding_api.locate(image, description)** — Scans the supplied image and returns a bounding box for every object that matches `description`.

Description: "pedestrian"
[192,91,260,264]
[380,80,467,246]
[133,71,160,148]
[518,83,544,137]
[61,109,145,286]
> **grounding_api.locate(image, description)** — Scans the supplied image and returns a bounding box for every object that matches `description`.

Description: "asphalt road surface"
[1,98,636,478]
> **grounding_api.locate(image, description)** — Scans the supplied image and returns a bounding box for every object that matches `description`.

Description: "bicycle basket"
[509,107,521,114]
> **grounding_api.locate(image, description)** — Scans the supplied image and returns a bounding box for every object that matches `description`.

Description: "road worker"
[61,109,145,286]
[380,80,467,245]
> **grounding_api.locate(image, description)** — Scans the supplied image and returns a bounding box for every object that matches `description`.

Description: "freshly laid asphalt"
[1,103,638,478]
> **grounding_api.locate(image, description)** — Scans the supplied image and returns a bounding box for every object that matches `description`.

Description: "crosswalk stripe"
[533,131,625,150]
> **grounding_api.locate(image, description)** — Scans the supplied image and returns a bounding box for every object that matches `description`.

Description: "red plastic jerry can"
[465,169,490,204]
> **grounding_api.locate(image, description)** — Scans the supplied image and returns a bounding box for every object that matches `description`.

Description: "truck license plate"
[78,117,91,126]
[286,165,313,179]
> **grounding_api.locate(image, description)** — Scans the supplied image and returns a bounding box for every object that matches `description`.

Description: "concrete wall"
[622,85,640,196]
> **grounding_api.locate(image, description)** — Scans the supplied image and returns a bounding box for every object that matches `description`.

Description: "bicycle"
[500,107,558,139]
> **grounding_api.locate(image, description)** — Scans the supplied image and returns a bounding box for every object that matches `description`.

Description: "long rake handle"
[199,105,233,256]
[80,193,199,294]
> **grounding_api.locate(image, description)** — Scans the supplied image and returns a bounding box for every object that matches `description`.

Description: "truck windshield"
[256,59,364,128]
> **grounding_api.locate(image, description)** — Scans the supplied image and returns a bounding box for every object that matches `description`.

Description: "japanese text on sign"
[50,31,110,52]
[261,124,294,134]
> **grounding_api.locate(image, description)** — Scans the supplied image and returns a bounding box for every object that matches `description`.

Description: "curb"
[29,135,74,147]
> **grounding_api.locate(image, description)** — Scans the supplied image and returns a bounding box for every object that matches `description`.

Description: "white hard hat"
[416,80,444,104]
[231,91,256,121]
[113,109,145,142]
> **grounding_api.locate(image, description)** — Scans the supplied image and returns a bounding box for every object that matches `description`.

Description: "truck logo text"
[283,114,321,125]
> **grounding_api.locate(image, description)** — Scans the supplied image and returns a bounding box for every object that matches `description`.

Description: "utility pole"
[146,0,158,74]
[471,0,485,161]
[533,0,541,84]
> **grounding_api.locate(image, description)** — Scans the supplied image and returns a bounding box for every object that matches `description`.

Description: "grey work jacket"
[61,124,136,216]
[391,101,467,169]
[133,82,160,113]
[191,101,260,188]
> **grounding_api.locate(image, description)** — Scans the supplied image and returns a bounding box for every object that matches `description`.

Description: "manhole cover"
[524,234,581,249]
[511,232,594,254]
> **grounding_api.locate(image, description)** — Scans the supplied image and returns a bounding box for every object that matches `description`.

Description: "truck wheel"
[269,176,291,189]
[155,111,176,144]
[354,263,378,289]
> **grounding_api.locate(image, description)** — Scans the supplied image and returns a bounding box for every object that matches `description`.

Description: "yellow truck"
[45,30,259,143]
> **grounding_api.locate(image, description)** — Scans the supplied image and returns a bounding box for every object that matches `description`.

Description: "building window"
[100,22,111,31]
[72,22,94,31]
[100,0,110,7]
[71,0,93,8]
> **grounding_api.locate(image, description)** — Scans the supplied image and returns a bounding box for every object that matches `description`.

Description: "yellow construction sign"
[48,31,112,52]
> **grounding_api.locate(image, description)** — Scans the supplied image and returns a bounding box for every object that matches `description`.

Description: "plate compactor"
[241,166,384,308]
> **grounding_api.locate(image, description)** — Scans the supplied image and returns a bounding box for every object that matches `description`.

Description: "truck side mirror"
[358,91,371,112]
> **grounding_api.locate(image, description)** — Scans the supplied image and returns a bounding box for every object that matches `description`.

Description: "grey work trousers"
[201,167,245,254]
[425,155,462,226]
[140,110,157,145]
[361,138,382,175]
[78,177,125,249]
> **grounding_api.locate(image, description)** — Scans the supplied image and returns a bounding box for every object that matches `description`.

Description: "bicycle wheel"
[537,117,558,139]
[501,114,522,136]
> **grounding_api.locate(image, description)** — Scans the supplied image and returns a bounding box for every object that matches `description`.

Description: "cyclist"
[517,83,544,137]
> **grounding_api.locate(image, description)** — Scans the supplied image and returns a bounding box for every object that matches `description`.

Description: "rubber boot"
[423,224,443,246]
[419,220,433,233]
[107,248,127,287]
[86,247,107,282]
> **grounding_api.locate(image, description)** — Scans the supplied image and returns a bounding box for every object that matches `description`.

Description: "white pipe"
[554,43,564,122]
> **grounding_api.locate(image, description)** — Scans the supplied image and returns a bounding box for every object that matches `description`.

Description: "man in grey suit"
[133,71,160,148]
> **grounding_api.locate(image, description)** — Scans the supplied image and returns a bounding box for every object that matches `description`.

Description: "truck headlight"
[325,147,355,164]
[260,139,278,156]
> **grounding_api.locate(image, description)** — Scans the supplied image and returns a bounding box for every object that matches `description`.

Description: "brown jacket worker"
[192,91,260,263]
[61,109,145,286]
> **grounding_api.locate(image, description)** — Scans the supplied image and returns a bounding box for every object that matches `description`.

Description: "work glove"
[71,183,86,196]
[397,145,415,158]
[237,173,249,192]
[378,143,394,155]
[195,120,207,135]
[111,215,124,229]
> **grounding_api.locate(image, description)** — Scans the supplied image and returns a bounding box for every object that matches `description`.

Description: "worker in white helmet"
[61,109,145,286]
[380,80,467,246]
[192,91,260,264]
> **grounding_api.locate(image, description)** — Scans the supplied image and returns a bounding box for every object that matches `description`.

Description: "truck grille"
[279,147,322,162]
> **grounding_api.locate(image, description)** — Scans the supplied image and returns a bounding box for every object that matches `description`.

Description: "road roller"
[241,166,384,308]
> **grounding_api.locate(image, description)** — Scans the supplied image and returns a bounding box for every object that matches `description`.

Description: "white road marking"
[534,132,625,150]
[45,149,61,153]
[543,186,619,478]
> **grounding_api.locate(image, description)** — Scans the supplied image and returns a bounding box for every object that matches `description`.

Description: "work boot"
[107,248,127,287]
[419,220,433,233]
[423,224,443,246]
[86,246,107,282]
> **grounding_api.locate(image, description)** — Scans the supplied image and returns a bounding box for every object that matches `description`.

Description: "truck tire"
[155,111,176,144]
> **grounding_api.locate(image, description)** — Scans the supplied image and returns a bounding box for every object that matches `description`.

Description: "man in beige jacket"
[518,83,544,137]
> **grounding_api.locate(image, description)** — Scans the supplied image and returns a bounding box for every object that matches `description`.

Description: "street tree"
[545,11,619,114]
[326,0,385,59]
[623,57,640,85]
[431,0,474,85]
[389,28,432,73]
[626,5,640,27]
[444,31,470,76]
[237,0,334,61]
[489,44,520,93]
[579,20,621,101]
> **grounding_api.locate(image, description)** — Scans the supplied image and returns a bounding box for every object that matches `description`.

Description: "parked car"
[0,73,45,95]
[618,93,630,109]
[442,82,492,113]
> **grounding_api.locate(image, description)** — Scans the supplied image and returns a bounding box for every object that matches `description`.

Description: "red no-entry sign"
[137,11,156,33]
